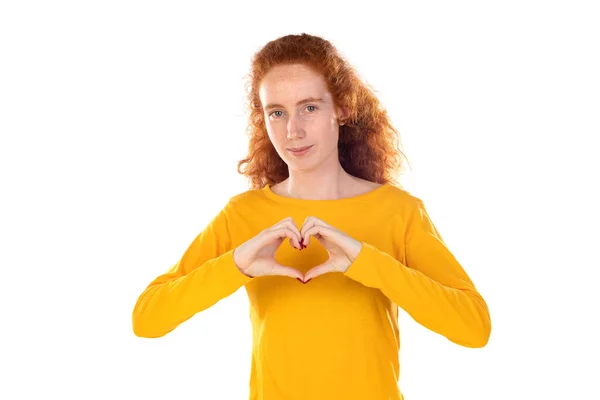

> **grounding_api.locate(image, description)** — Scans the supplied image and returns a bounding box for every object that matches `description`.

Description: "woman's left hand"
[300,216,362,281]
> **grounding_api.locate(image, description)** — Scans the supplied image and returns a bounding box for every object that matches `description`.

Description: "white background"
[1,1,599,399]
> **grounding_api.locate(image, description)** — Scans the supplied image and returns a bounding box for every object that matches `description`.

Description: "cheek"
[316,114,336,130]
[265,123,287,146]
[264,119,277,135]
[316,118,339,140]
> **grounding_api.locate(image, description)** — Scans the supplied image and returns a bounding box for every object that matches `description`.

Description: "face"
[258,63,347,173]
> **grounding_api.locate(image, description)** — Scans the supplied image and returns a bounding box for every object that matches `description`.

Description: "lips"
[288,145,312,152]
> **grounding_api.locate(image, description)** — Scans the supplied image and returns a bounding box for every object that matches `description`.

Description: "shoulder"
[354,177,421,204]
[371,183,428,228]
[221,186,269,212]
[381,182,424,207]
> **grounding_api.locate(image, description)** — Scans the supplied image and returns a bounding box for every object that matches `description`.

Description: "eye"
[306,105,317,112]
[270,110,283,118]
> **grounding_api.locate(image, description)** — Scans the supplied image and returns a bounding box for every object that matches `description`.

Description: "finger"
[300,216,314,234]
[300,218,317,244]
[274,216,295,226]
[270,217,302,249]
[303,225,331,247]
[265,227,298,249]
[280,220,303,249]
[281,227,302,250]
[270,264,305,280]
[303,263,333,281]
[301,216,329,231]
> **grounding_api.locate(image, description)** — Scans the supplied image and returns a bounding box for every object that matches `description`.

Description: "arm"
[132,203,252,338]
[344,198,491,348]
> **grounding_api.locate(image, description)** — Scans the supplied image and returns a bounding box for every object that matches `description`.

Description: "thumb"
[303,262,333,281]
[270,264,305,280]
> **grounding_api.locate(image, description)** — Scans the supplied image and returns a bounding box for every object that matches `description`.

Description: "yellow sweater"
[132,183,491,400]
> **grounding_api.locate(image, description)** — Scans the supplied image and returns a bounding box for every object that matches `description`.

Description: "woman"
[132,33,491,400]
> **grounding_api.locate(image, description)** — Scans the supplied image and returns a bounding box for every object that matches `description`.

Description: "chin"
[289,160,320,174]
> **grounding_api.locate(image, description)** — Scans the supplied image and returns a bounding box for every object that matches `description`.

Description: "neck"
[283,154,356,200]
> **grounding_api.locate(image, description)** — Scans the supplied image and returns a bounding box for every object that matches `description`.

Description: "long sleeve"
[132,203,253,338]
[343,198,491,348]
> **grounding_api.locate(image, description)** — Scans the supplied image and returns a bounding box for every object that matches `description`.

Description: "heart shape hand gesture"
[233,216,362,283]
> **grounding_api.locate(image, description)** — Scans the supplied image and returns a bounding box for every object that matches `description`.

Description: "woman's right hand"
[233,217,304,280]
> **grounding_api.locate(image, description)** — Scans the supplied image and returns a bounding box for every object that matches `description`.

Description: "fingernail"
[305,278,312,283]
[296,278,305,284]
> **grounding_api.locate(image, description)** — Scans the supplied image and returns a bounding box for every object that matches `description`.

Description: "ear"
[336,105,351,125]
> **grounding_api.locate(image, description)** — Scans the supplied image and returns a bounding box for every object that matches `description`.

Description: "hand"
[300,216,362,281]
[233,217,304,280]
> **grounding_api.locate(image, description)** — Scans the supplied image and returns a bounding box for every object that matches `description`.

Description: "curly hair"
[237,33,410,190]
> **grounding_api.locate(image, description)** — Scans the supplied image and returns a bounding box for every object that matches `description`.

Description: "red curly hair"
[237,33,409,190]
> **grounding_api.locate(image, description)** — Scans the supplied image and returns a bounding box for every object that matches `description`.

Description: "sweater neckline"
[262,182,393,206]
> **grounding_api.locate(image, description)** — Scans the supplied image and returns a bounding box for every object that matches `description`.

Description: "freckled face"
[259,63,343,172]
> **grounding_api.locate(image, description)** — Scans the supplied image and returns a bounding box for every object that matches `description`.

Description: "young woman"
[132,33,491,400]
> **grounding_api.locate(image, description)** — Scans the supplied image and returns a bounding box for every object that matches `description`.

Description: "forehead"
[258,64,331,104]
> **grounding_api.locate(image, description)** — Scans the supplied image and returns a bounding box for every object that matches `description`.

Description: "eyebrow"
[264,97,324,112]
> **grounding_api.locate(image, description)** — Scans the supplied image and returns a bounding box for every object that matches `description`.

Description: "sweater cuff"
[343,242,384,288]
[221,249,254,288]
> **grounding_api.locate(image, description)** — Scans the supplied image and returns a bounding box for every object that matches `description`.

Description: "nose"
[286,115,305,140]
